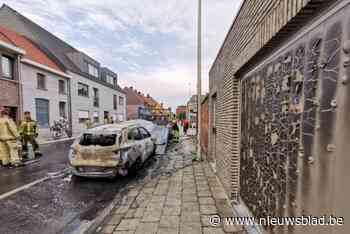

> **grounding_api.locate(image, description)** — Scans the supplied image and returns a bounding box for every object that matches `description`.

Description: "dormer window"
[88,63,98,77]
[106,74,114,85]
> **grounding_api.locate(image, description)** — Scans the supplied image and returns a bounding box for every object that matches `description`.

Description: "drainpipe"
[67,74,73,137]
[17,55,23,123]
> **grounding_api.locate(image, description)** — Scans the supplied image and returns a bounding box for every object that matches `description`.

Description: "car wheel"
[129,158,142,175]
[152,145,156,156]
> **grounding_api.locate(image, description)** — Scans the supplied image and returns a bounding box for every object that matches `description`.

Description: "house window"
[113,77,117,87]
[106,75,114,85]
[93,88,99,107]
[78,82,89,97]
[119,96,124,106]
[78,110,89,123]
[93,111,99,123]
[2,55,13,79]
[88,63,98,77]
[113,95,117,110]
[35,98,49,127]
[59,101,66,118]
[37,73,46,90]
[58,80,66,94]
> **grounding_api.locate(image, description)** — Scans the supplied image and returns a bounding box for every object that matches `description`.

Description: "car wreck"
[68,120,156,178]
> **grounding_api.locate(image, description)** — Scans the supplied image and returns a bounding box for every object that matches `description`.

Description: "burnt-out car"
[68,120,156,178]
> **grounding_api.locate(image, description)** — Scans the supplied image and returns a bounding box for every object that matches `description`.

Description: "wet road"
[0,137,171,234]
[0,140,73,195]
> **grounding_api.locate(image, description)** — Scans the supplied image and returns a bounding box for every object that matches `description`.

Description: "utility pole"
[196,0,202,161]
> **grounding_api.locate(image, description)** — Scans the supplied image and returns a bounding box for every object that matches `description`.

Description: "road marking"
[0,176,50,201]
[0,168,70,200]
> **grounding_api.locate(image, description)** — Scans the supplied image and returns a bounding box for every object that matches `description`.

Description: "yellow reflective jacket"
[85,119,93,129]
[19,119,38,137]
[0,116,20,141]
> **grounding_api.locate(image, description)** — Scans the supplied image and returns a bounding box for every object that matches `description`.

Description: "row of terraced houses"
[0,4,126,141]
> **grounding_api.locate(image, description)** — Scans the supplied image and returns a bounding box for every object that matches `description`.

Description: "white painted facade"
[69,71,126,136]
[20,61,70,140]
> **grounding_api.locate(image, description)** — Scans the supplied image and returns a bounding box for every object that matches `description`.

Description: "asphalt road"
[0,140,73,195]
[0,125,171,234]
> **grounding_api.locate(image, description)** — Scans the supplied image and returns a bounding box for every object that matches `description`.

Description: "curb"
[79,181,144,234]
[77,193,122,234]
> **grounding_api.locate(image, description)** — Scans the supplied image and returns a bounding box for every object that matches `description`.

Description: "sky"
[1,0,243,111]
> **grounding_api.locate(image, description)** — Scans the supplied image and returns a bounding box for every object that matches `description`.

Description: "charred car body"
[69,120,156,178]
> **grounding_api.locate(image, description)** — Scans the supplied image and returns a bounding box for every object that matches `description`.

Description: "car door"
[127,128,145,163]
[138,127,154,158]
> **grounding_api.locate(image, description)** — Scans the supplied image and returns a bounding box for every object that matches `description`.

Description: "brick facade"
[208,0,338,200]
[0,45,22,122]
[209,0,350,232]
[200,95,208,155]
[175,105,186,118]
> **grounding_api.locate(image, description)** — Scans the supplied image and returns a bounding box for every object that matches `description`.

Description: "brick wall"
[127,105,140,120]
[208,0,337,201]
[200,96,209,155]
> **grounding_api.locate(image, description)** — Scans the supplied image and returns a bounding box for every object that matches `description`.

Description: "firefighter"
[183,119,189,136]
[109,115,114,124]
[0,107,22,167]
[19,111,40,155]
[172,120,180,143]
[85,118,93,129]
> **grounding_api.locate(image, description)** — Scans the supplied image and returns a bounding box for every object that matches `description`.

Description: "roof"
[0,26,64,73]
[0,4,78,72]
[124,87,146,105]
[0,4,125,93]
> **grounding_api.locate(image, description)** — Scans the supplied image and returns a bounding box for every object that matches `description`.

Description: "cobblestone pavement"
[96,137,244,234]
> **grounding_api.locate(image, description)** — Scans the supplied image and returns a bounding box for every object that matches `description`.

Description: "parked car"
[68,120,156,178]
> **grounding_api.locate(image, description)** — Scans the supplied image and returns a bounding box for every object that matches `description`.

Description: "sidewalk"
[95,137,244,234]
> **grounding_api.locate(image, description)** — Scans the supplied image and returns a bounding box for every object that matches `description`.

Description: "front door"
[35,98,49,128]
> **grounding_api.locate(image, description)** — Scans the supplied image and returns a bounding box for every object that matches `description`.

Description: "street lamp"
[196,0,202,161]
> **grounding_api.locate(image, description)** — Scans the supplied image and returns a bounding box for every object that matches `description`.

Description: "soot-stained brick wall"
[240,16,343,232]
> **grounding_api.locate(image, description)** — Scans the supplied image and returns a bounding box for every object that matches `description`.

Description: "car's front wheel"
[128,157,143,176]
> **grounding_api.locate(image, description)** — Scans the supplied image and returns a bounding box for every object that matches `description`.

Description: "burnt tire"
[128,158,143,176]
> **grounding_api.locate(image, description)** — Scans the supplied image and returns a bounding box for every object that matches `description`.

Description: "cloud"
[1,0,243,110]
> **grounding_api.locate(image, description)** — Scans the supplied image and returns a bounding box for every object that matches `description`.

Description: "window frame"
[59,101,66,118]
[119,96,124,106]
[128,128,142,141]
[78,110,90,123]
[93,111,99,123]
[106,74,114,85]
[58,79,66,94]
[113,95,117,110]
[78,82,89,97]
[87,63,98,77]
[1,55,14,80]
[93,87,99,107]
[138,127,151,139]
[35,98,50,128]
[37,73,47,90]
